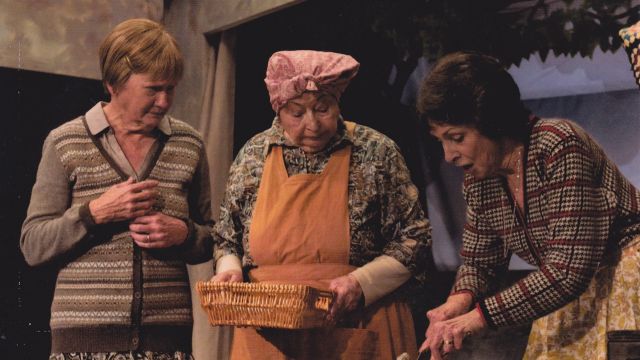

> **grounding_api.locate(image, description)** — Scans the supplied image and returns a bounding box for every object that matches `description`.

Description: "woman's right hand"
[419,292,474,355]
[89,177,158,224]
[426,292,473,324]
[210,270,243,283]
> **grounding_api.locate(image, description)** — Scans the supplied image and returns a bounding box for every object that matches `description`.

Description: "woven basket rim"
[196,281,333,329]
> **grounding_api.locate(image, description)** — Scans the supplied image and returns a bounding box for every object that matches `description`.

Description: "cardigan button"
[134,291,142,299]
[132,336,139,347]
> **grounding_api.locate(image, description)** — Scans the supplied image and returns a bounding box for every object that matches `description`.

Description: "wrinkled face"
[429,122,504,179]
[278,92,340,153]
[107,73,176,132]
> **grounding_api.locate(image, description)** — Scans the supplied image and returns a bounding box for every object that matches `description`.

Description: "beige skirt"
[524,236,640,359]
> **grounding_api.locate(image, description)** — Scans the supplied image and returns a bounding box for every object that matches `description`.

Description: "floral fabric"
[213,118,431,285]
[524,236,640,359]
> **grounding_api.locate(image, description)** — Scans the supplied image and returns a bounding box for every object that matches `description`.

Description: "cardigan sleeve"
[178,147,214,264]
[480,134,615,328]
[20,133,96,266]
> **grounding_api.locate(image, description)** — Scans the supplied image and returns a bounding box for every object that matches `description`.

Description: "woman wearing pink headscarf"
[211,50,431,359]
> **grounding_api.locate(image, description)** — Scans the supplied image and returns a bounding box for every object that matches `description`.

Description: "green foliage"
[366,0,640,65]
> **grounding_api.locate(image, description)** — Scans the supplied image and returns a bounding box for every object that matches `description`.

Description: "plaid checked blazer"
[453,117,640,327]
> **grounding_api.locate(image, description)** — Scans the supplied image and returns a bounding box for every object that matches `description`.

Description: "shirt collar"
[84,102,172,136]
[264,115,355,154]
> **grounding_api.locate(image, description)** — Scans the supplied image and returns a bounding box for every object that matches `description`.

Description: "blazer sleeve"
[479,134,614,327]
[20,133,96,266]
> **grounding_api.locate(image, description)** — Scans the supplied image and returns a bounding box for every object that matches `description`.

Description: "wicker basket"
[196,281,333,329]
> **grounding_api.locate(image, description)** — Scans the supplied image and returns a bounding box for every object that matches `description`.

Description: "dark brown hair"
[417,51,529,141]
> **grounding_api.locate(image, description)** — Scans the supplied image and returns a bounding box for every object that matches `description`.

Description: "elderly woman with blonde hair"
[21,18,214,359]
[211,50,432,359]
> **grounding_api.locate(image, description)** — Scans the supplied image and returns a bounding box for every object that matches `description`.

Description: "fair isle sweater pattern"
[454,118,640,328]
[48,117,204,352]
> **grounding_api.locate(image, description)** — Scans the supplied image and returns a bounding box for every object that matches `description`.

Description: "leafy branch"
[366,0,640,66]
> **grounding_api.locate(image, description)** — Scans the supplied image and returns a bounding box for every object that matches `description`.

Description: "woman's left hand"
[129,212,188,248]
[327,274,363,322]
[421,309,486,360]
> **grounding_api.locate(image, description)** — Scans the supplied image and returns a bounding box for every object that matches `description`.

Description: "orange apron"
[231,122,417,360]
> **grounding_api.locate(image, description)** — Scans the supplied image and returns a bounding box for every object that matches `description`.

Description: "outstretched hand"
[422,309,484,360]
[425,293,472,326]
[419,293,484,360]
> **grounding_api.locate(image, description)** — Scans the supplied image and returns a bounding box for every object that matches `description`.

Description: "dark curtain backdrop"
[0,67,105,359]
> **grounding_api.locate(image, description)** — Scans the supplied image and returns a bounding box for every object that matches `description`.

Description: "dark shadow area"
[0,66,105,359]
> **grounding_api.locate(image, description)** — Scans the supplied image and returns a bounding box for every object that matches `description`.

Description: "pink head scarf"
[264,50,360,112]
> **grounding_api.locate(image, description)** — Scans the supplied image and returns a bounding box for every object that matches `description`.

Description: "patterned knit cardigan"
[46,117,205,352]
[453,118,640,328]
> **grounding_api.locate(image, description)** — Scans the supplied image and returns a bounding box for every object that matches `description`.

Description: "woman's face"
[278,92,340,153]
[107,73,176,132]
[429,122,504,179]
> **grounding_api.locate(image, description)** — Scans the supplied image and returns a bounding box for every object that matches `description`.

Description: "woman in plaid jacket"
[416,51,640,359]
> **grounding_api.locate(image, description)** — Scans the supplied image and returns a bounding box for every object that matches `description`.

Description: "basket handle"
[317,290,334,298]
[314,290,334,311]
